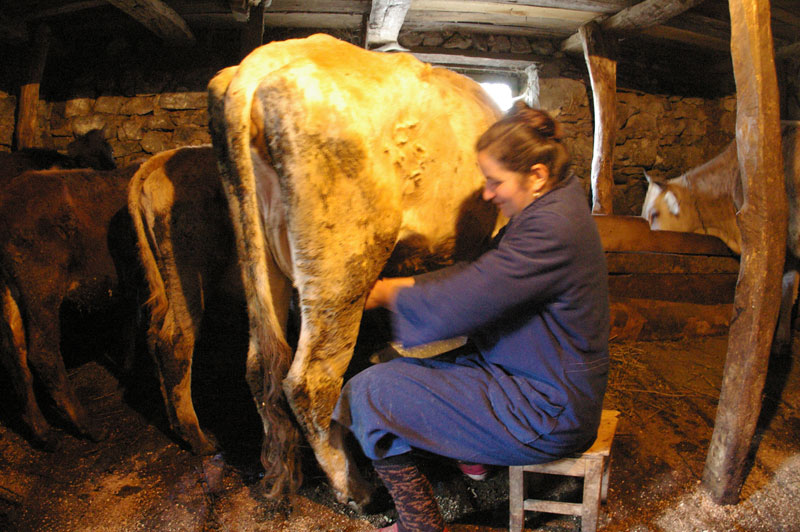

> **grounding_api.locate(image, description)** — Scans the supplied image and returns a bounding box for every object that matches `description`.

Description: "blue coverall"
[333,175,610,465]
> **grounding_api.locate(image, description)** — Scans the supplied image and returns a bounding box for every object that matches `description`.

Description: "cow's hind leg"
[146,281,218,455]
[25,305,104,442]
[283,296,372,507]
[0,283,57,449]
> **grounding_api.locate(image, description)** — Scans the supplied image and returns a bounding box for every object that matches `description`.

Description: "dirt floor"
[2,307,800,532]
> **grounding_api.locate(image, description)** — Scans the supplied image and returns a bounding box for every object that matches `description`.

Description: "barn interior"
[1,1,800,531]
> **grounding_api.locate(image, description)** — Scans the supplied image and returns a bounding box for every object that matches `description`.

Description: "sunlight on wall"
[480,81,513,111]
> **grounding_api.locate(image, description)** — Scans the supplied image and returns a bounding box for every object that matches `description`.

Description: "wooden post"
[580,20,617,214]
[701,0,785,505]
[15,24,50,150]
[239,0,266,60]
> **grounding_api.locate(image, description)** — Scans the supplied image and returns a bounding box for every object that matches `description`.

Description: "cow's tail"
[208,66,302,498]
[126,152,173,355]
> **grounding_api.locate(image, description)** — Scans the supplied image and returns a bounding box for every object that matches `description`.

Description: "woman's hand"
[365,277,415,310]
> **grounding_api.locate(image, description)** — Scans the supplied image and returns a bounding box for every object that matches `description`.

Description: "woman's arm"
[365,277,415,310]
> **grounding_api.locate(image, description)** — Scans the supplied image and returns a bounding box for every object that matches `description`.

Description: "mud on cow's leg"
[282,299,373,507]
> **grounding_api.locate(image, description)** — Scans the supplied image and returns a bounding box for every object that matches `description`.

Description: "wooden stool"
[509,409,620,532]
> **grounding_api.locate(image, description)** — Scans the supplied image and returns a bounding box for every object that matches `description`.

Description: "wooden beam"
[580,20,616,214]
[410,50,539,71]
[702,0,785,506]
[561,0,707,54]
[240,0,266,59]
[15,24,51,150]
[229,0,271,23]
[365,0,411,49]
[106,0,195,44]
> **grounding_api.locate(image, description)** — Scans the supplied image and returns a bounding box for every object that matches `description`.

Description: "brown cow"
[208,34,501,503]
[0,164,139,449]
[0,129,116,183]
[127,145,242,455]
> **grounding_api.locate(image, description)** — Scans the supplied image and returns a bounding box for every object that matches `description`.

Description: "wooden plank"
[405,10,591,33]
[702,0,786,506]
[265,0,370,12]
[403,20,569,39]
[410,1,597,24]
[561,0,707,53]
[640,24,730,52]
[240,0,266,58]
[605,252,740,275]
[411,0,637,13]
[609,297,733,341]
[366,0,411,48]
[524,499,583,515]
[410,50,538,70]
[594,215,736,256]
[263,12,363,28]
[107,0,195,44]
[581,20,616,214]
[608,273,738,304]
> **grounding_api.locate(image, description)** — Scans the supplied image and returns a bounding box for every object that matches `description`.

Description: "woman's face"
[478,151,536,217]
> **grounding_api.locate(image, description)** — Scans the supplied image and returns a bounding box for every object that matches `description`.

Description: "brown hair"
[476,101,571,185]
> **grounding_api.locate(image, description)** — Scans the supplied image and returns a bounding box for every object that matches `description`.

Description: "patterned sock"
[373,455,446,532]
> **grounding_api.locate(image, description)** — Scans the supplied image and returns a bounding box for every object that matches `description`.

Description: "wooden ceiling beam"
[411,49,540,71]
[106,0,196,44]
[365,0,411,49]
[560,0,707,53]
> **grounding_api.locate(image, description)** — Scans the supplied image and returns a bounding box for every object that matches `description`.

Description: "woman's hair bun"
[508,101,562,140]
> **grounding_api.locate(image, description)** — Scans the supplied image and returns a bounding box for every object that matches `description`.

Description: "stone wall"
[0,30,738,216]
[44,92,211,167]
[534,79,735,214]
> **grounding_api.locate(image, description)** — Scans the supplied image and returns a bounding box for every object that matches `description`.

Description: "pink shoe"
[457,461,490,481]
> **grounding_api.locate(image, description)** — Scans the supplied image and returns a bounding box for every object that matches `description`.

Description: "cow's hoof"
[336,482,372,510]
[190,432,220,456]
[30,431,61,452]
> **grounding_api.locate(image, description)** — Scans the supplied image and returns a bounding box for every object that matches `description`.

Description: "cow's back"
[0,166,136,303]
[235,34,501,279]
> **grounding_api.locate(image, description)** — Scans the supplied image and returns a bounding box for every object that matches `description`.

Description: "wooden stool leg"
[581,457,604,532]
[509,466,524,532]
[601,456,611,503]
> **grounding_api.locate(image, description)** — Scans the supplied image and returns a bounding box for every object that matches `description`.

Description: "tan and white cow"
[642,122,800,349]
[207,34,501,503]
[641,122,799,257]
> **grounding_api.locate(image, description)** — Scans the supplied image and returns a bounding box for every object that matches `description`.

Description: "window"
[480,81,514,111]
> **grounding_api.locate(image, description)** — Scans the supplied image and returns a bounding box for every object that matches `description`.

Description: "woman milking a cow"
[332,102,610,532]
